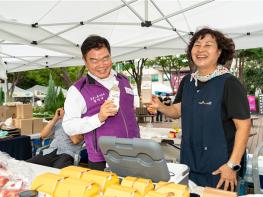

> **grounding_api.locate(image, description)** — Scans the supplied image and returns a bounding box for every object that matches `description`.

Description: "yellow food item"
[103,184,142,197]
[60,166,91,179]
[81,170,119,192]
[121,176,154,195]
[54,177,99,197]
[31,173,65,196]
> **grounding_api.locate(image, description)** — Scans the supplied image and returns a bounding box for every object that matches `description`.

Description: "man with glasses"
[62,35,140,170]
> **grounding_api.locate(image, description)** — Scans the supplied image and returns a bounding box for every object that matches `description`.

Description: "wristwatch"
[226,161,241,172]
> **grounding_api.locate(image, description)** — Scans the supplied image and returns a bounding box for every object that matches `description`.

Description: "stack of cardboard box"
[0,105,16,121]
[12,104,45,135]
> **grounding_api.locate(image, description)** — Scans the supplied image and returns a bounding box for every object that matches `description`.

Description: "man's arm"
[62,86,103,136]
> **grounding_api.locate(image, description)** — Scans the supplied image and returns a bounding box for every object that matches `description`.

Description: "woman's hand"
[212,164,237,191]
[53,108,64,122]
[146,95,162,114]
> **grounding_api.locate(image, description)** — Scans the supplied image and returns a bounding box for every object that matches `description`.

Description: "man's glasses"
[87,55,111,65]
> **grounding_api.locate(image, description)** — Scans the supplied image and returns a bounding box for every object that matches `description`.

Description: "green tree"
[234,48,263,85]
[116,58,148,98]
[50,66,86,88]
[148,55,188,92]
[17,69,50,89]
[44,73,58,113]
[0,87,4,105]
[243,63,263,94]
[6,72,24,101]
[17,66,86,90]
[56,88,65,108]
[242,49,263,94]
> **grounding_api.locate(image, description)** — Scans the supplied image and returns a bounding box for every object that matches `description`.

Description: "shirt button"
[204,147,208,150]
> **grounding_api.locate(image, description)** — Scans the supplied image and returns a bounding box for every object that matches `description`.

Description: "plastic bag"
[4,117,13,129]
[0,152,33,191]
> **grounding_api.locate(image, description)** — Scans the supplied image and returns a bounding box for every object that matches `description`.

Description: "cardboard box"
[14,118,33,135]
[16,104,33,119]
[32,118,44,133]
[203,187,237,197]
[43,121,48,128]
[0,105,16,121]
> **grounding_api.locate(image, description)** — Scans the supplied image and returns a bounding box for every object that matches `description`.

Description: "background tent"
[0,83,33,98]
[27,85,67,99]
[27,85,48,99]
[0,0,263,73]
[152,82,173,95]
[0,59,7,80]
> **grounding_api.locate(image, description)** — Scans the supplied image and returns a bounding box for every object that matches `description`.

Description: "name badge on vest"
[125,87,134,95]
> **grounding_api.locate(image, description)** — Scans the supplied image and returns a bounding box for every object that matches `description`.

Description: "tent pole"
[121,0,144,22]
[113,34,186,59]
[37,0,140,45]
[0,27,32,43]
[152,0,214,24]
[145,0,148,21]
[39,0,139,27]
[150,0,188,44]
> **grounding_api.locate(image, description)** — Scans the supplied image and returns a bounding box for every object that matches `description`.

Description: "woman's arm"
[147,95,181,119]
[229,118,251,165]
[70,134,84,145]
[40,108,62,139]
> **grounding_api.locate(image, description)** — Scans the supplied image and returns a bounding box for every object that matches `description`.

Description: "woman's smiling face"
[191,34,221,70]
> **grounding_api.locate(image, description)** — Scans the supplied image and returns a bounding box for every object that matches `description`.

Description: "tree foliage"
[56,88,65,109]
[17,69,50,89]
[147,55,188,92]
[242,48,263,94]
[17,66,86,90]
[234,48,263,85]
[116,58,148,97]
[44,74,58,113]
[6,72,24,101]
[50,66,86,88]
[0,87,4,105]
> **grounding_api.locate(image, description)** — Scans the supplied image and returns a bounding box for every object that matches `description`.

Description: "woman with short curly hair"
[147,27,251,191]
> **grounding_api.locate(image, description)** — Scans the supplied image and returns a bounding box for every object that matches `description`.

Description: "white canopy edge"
[0,0,262,73]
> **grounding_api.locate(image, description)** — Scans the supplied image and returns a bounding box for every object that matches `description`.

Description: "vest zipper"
[120,107,129,137]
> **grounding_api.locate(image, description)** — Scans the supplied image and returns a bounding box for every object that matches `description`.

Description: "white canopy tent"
[0,0,263,73]
[0,83,33,97]
[152,82,172,94]
[26,85,48,99]
[0,59,7,80]
[26,85,67,98]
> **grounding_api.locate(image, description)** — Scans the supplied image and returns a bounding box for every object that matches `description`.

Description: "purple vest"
[74,74,140,162]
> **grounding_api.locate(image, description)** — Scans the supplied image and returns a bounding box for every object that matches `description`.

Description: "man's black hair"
[81,35,111,57]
